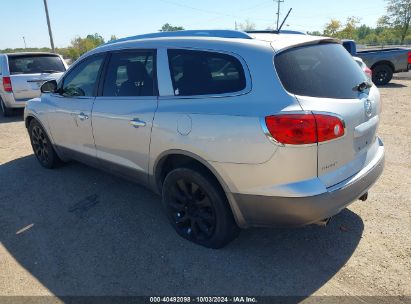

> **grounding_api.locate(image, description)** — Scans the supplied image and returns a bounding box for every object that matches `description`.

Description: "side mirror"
[40,80,58,93]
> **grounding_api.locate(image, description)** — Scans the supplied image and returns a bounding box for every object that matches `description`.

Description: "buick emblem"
[364,98,373,118]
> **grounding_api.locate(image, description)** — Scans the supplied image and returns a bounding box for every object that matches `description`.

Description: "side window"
[62,55,104,97]
[102,51,155,97]
[167,49,246,96]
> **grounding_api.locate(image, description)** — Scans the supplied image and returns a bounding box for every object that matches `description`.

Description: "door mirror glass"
[40,80,57,93]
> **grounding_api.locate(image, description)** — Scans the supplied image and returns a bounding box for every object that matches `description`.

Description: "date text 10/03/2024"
[149,297,258,303]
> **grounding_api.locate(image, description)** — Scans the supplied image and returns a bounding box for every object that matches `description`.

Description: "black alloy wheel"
[372,64,393,86]
[162,167,239,248]
[168,178,216,240]
[29,120,61,169]
[31,124,50,164]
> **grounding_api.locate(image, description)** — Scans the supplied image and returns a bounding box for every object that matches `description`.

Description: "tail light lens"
[408,51,411,64]
[264,113,344,145]
[2,77,12,92]
[364,66,372,78]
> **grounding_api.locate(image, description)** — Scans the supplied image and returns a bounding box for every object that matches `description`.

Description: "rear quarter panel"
[149,42,317,193]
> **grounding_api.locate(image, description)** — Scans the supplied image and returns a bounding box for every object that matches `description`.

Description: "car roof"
[92,31,337,57]
[5,52,60,56]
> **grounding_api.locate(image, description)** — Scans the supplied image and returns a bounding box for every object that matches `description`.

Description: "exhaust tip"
[359,192,368,202]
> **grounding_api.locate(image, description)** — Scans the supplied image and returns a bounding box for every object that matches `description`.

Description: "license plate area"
[354,132,376,152]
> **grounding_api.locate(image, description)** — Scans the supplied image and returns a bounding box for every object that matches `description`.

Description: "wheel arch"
[152,150,247,227]
[25,114,65,160]
[25,115,51,140]
[371,60,395,72]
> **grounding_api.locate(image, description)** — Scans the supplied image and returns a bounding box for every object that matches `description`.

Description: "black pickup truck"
[343,40,411,85]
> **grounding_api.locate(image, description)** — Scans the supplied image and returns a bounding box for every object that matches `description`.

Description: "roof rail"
[247,30,306,35]
[106,30,252,45]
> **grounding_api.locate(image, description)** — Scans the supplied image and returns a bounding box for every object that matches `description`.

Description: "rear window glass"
[8,54,66,75]
[274,43,367,99]
[168,49,246,96]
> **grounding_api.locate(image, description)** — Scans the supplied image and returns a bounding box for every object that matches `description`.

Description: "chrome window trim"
[94,96,158,101]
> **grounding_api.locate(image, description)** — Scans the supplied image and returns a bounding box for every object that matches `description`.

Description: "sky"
[0,0,387,49]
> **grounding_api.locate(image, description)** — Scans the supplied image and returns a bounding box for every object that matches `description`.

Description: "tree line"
[0,24,182,62]
[309,0,410,45]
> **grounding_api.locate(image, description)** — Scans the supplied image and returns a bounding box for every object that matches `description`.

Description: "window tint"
[102,51,155,96]
[62,55,104,97]
[274,43,367,99]
[8,54,66,75]
[168,49,246,96]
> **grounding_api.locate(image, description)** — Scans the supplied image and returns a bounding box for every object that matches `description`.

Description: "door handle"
[77,112,89,121]
[129,118,146,128]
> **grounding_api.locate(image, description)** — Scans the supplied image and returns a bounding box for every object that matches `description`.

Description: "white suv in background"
[0,52,67,116]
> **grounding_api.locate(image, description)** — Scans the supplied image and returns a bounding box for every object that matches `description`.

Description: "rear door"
[92,50,158,183]
[7,54,66,100]
[274,43,381,187]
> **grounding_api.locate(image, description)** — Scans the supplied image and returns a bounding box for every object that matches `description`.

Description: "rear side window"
[275,43,367,99]
[168,49,246,96]
[102,51,156,97]
[7,54,66,75]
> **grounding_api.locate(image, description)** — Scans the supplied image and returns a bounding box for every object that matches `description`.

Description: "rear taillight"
[264,113,344,145]
[2,77,12,92]
[408,51,411,64]
[315,114,345,142]
[364,66,372,78]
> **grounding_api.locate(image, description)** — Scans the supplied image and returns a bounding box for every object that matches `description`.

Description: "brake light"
[408,51,411,64]
[264,113,344,145]
[364,66,372,78]
[2,77,12,92]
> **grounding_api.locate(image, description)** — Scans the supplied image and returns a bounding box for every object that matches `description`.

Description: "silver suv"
[0,52,67,116]
[24,30,385,248]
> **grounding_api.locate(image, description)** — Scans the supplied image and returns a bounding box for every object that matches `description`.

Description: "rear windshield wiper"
[353,81,372,92]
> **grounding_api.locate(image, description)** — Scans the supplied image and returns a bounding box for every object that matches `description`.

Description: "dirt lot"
[0,79,410,300]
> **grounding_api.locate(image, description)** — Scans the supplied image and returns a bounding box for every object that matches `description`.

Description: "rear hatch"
[274,42,381,187]
[7,54,65,100]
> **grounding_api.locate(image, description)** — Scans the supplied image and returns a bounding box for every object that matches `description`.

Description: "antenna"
[278,8,292,32]
[275,0,285,31]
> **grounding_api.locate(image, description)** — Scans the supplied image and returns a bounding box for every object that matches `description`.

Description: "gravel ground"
[0,80,410,300]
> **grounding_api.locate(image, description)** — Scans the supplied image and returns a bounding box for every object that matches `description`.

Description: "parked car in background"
[25,30,384,248]
[343,40,411,85]
[353,56,372,80]
[0,52,67,116]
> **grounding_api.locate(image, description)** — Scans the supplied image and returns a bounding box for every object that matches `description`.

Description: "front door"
[45,54,106,159]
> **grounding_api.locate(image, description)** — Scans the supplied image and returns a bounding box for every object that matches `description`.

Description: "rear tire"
[0,98,13,117]
[162,166,240,248]
[28,120,62,169]
[372,64,393,86]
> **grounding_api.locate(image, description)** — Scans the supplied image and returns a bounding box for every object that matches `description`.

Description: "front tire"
[28,120,61,169]
[372,64,393,86]
[162,166,239,248]
[0,98,13,117]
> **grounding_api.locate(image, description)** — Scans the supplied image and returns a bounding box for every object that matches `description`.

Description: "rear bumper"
[0,93,27,108]
[233,138,385,227]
